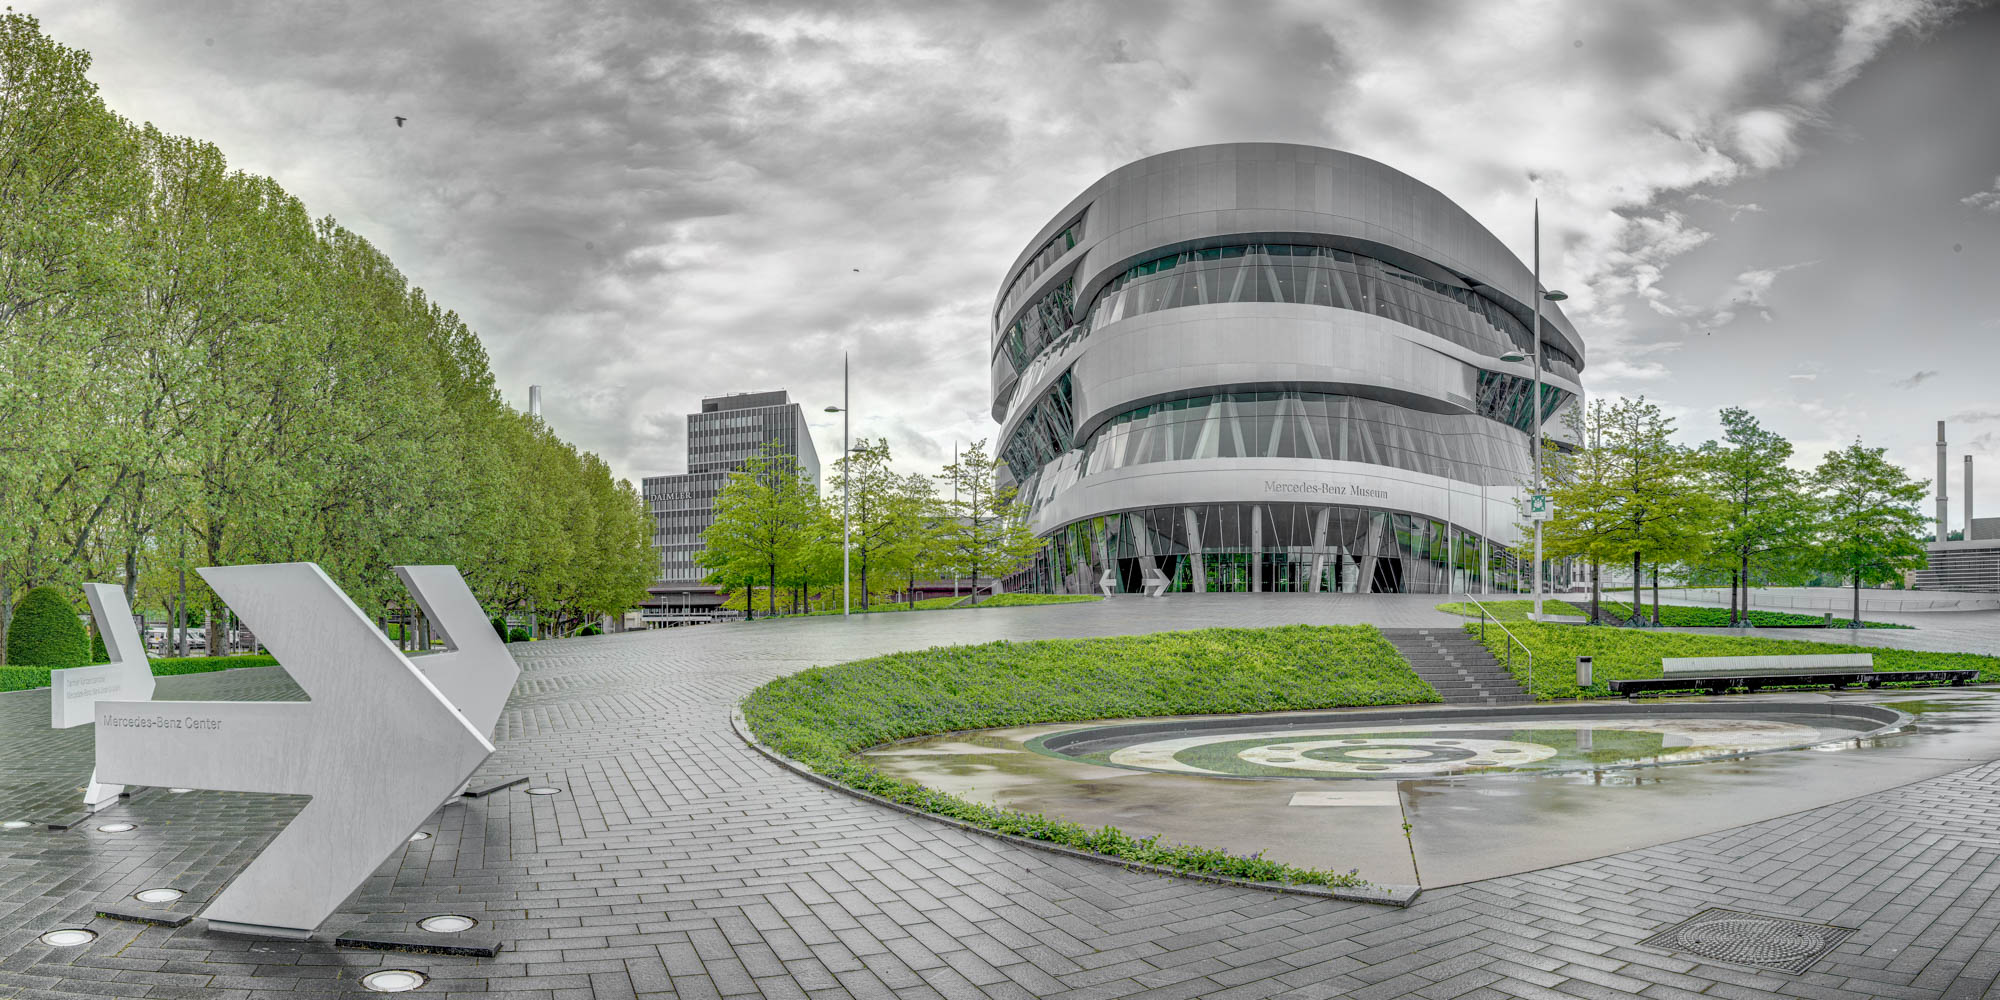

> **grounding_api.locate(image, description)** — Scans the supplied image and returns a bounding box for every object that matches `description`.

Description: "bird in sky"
[394,116,407,127]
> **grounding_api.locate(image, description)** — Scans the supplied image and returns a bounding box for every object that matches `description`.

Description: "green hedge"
[1464,622,2000,700]
[0,654,279,694]
[6,586,90,669]
[1437,598,1907,629]
[806,593,1103,617]
[742,625,1436,889]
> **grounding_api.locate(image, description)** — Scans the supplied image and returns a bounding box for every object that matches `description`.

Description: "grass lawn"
[742,624,1436,889]
[1437,598,1908,629]
[1463,622,2000,700]
[0,654,281,694]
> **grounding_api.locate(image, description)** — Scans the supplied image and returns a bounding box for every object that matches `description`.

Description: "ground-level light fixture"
[39,928,96,947]
[408,831,431,842]
[418,914,476,933]
[95,822,136,833]
[360,969,428,992]
[2,820,28,830]
[168,788,193,794]
[524,786,561,796]
[134,887,184,904]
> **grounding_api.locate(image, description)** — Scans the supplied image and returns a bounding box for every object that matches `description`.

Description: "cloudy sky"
[30,0,2000,524]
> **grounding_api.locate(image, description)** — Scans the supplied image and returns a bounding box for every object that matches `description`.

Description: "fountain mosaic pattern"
[1054,717,1843,778]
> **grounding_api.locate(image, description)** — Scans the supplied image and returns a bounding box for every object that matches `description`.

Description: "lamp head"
[1543,290,1568,302]
[1499,350,1530,364]
[824,406,842,413]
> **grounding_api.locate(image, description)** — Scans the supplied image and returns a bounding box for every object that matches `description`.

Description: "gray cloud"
[24,0,1981,485]
[1897,370,1942,388]
[1965,176,2000,212]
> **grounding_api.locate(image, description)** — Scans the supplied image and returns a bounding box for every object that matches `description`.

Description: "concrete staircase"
[1379,627,1532,706]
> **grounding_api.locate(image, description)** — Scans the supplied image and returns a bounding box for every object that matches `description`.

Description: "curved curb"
[728,706,1419,908]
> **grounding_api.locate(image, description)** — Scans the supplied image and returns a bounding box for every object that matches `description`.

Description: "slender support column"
[1183,507,1207,593]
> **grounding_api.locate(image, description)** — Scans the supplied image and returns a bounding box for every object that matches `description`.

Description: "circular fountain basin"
[1025,702,1908,780]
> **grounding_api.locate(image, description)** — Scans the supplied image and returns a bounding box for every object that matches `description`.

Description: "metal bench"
[1607,653,1978,697]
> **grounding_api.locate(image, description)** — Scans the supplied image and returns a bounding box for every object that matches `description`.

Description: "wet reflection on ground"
[862,689,2000,889]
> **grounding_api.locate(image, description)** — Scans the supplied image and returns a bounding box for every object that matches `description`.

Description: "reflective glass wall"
[1016,502,1577,596]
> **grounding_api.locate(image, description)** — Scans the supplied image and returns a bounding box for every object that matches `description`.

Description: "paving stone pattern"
[3,595,2000,998]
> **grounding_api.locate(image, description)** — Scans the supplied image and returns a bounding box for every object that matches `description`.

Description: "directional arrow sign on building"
[394,565,518,740]
[94,563,493,938]
[52,584,156,808]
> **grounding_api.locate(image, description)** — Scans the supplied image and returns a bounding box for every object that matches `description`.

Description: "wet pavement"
[871,689,2000,888]
[6,592,2000,998]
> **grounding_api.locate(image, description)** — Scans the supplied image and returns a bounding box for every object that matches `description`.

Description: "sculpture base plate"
[97,905,195,928]
[335,928,503,957]
[205,919,316,940]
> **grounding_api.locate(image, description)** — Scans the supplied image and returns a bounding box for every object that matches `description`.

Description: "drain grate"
[1639,908,1856,976]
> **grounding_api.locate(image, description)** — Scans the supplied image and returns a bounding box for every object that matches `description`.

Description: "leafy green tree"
[1813,439,1930,626]
[891,472,947,609]
[1539,399,1622,620]
[6,586,90,667]
[699,445,823,618]
[0,13,657,650]
[1698,407,1819,625]
[936,440,1043,604]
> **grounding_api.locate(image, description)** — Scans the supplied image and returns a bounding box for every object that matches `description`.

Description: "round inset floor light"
[2,820,29,830]
[360,969,427,993]
[168,788,193,794]
[39,928,96,947]
[417,914,476,933]
[95,822,136,833]
[407,831,431,842]
[523,786,561,796]
[134,887,184,904]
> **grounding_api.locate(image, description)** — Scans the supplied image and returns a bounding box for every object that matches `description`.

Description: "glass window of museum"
[993,242,1580,596]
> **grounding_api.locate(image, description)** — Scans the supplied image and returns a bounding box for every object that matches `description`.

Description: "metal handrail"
[1461,593,1534,695]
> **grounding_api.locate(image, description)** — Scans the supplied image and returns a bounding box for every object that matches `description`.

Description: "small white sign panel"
[53,584,156,807]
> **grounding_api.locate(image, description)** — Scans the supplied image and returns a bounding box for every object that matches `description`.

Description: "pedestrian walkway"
[4,595,2000,998]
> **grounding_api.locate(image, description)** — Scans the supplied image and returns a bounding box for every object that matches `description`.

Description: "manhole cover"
[1639,908,1856,975]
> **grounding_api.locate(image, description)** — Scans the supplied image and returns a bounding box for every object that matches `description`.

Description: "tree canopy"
[0,13,654,660]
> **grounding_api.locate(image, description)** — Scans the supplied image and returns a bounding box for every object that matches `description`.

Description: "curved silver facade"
[992,143,1586,595]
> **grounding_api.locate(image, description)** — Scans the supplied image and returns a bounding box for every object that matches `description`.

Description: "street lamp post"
[1500,200,1566,622]
[824,353,850,617]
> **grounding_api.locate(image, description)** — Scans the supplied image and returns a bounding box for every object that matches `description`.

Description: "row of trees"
[1539,400,1930,625]
[0,13,655,661]
[697,439,1042,617]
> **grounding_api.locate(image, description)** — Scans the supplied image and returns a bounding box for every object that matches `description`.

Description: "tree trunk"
[1852,572,1862,628]
[1590,561,1600,622]
[860,555,869,611]
[1738,551,1750,626]
[176,563,188,658]
[768,563,777,617]
[0,576,11,666]
[1631,551,1642,624]
[1651,566,1659,626]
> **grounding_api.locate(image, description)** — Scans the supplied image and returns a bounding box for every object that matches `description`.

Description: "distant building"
[642,391,820,624]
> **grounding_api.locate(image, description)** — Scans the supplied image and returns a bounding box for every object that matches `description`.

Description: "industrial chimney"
[529,384,543,419]
[1937,421,1948,544]
[1969,454,1977,540]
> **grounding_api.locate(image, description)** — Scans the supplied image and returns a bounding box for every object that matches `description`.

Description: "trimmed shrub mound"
[6,586,90,669]
[742,625,1436,889]
[1465,622,2000,701]
[0,654,280,694]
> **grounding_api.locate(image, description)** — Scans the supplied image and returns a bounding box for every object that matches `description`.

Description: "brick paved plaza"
[6,596,2000,998]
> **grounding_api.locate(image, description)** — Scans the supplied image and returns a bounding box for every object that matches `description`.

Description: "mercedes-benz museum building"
[992,143,1585,595]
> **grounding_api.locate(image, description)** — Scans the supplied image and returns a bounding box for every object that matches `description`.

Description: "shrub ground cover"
[1437,598,1906,629]
[1464,622,2000,700]
[0,654,280,694]
[742,625,1436,889]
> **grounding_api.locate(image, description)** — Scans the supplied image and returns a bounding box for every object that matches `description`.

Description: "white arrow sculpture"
[52,584,157,808]
[94,563,493,938]
[394,565,518,740]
